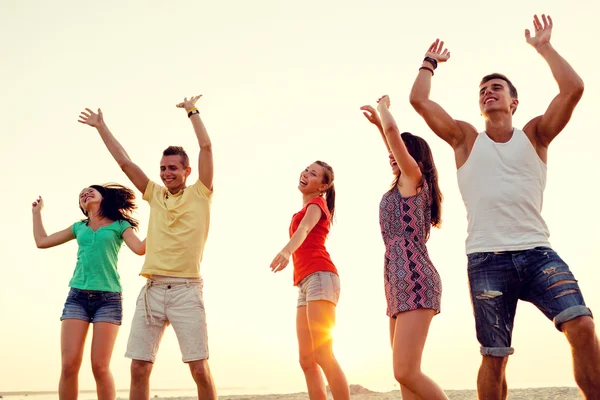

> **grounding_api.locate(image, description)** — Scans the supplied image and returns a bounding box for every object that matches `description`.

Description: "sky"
[1,0,599,394]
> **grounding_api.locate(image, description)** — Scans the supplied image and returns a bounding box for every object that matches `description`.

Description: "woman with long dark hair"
[32,183,145,400]
[361,96,448,400]
[270,161,349,400]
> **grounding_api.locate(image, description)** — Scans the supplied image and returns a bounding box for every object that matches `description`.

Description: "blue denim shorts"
[468,246,592,357]
[60,288,123,325]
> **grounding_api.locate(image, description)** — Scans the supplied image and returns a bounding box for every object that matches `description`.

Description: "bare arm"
[377,96,422,182]
[409,40,473,148]
[78,109,150,194]
[31,196,75,249]
[176,96,214,190]
[122,228,146,255]
[360,105,391,152]
[524,15,584,147]
[270,204,322,272]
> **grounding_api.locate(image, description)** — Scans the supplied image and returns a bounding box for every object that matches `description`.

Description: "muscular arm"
[528,44,584,146]
[409,40,478,151]
[79,109,150,194]
[190,113,214,190]
[176,96,214,190]
[523,16,584,147]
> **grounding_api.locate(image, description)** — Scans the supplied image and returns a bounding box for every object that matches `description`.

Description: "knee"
[299,353,318,372]
[313,348,335,367]
[61,358,82,378]
[190,361,212,385]
[563,316,597,345]
[130,360,152,383]
[91,360,111,380]
[393,362,418,386]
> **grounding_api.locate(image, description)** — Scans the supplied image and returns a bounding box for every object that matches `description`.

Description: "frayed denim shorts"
[468,246,592,357]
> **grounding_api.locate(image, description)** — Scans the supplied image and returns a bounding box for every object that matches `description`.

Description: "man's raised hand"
[176,95,202,112]
[78,108,104,127]
[425,39,451,64]
[525,14,553,51]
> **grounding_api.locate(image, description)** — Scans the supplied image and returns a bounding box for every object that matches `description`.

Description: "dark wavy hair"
[79,183,139,229]
[389,132,443,228]
[315,160,336,221]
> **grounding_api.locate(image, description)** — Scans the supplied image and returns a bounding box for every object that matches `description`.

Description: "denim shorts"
[468,246,592,357]
[297,271,341,307]
[60,287,123,325]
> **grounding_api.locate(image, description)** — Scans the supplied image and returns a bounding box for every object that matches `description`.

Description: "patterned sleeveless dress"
[379,180,442,318]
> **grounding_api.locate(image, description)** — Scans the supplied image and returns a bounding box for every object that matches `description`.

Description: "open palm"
[525,14,553,49]
[78,108,104,127]
[425,39,451,63]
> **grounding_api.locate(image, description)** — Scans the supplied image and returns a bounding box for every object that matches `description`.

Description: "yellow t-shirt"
[140,179,213,278]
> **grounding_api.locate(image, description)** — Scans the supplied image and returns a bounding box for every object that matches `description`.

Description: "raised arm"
[270,204,322,273]
[176,95,214,190]
[32,196,74,249]
[523,14,584,147]
[377,96,422,182]
[360,105,391,152]
[78,109,150,194]
[409,40,474,148]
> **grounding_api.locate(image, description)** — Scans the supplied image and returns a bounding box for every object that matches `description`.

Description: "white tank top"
[457,129,551,254]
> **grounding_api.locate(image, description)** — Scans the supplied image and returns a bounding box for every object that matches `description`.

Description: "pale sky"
[1,0,599,394]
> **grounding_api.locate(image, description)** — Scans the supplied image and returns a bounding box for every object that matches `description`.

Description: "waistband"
[142,275,203,325]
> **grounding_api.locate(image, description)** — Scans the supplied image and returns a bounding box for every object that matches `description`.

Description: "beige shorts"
[125,276,209,363]
[297,271,341,307]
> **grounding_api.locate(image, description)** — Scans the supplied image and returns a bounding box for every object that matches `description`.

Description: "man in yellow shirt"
[78,95,216,400]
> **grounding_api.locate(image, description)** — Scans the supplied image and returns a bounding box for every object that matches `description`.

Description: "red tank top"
[289,196,338,286]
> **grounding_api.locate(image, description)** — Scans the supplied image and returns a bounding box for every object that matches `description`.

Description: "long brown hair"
[79,183,139,229]
[390,132,443,227]
[315,160,336,221]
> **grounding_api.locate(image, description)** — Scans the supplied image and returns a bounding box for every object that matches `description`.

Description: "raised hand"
[525,14,553,50]
[176,95,202,112]
[360,105,382,127]
[78,108,104,127]
[377,95,391,111]
[32,196,44,213]
[425,39,451,64]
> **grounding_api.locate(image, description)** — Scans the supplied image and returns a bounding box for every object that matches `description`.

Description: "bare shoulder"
[452,121,479,168]
[523,115,548,162]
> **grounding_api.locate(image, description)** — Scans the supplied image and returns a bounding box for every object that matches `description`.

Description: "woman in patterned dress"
[361,96,447,400]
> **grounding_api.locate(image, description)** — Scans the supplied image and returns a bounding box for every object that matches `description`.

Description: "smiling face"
[298,163,329,195]
[388,152,400,175]
[79,187,103,214]
[160,154,191,193]
[479,78,519,117]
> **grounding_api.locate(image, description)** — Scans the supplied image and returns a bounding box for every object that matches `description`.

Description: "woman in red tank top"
[270,161,349,400]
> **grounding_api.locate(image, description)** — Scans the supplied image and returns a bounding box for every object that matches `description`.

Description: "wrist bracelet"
[419,66,434,76]
[423,56,438,69]
[187,109,200,118]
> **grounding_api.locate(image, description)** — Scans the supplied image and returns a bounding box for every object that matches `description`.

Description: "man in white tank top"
[410,14,599,400]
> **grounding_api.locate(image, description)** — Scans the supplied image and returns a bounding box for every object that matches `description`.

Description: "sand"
[144,385,582,400]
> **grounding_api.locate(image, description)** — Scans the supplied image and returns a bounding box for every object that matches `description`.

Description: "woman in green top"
[32,183,145,400]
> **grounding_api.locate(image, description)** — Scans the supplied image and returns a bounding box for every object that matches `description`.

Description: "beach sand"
[145,385,582,400]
